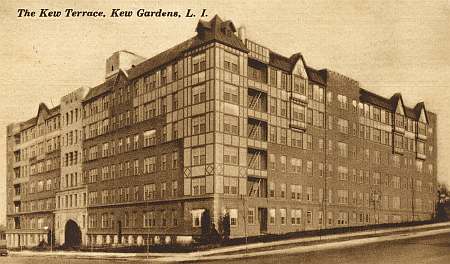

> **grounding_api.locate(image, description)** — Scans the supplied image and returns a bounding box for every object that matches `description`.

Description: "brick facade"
[6,15,438,248]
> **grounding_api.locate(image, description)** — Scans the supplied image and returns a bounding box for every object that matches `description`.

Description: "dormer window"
[111,65,114,71]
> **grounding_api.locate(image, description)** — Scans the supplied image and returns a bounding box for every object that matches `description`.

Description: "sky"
[0,0,449,226]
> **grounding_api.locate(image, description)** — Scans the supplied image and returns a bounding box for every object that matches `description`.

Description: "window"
[143,211,155,227]
[280,209,286,225]
[306,186,313,201]
[133,134,139,149]
[172,63,178,80]
[270,97,277,114]
[280,155,286,172]
[248,208,255,224]
[280,128,287,145]
[292,103,305,122]
[338,190,349,204]
[228,209,238,226]
[269,208,276,225]
[224,115,239,135]
[291,131,303,148]
[161,154,167,171]
[306,211,313,224]
[192,115,206,135]
[337,94,348,110]
[338,142,348,158]
[161,182,167,198]
[303,134,312,150]
[280,183,286,198]
[192,147,206,166]
[192,177,206,195]
[191,209,204,227]
[223,83,239,104]
[306,160,313,175]
[143,184,156,200]
[192,53,206,73]
[291,209,302,225]
[192,84,206,104]
[291,184,302,200]
[133,159,139,175]
[337,118,349,134]
[269,68,277,86]
[293,76,306,95]
[416,160,423,172]
[338,166,348,181]
[172,152,178,169]
[223,146,239,165]
[280,100,288,117]
[143,156,156,173]
[269,181,275,198]
[223,177,238,195]
[269,126,276,143]
[224,52,239,73]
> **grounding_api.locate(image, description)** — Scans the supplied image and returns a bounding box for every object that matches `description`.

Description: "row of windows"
[88,181,178,205]
[88,209,179,229]
[86,153,178,183]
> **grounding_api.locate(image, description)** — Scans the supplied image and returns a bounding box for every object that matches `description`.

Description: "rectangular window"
[269,208,276,225]
[192,147,206,166]
[224,52,239,73]
[224,115,239,135]
[192,115,206,135]
[224,83,239,104]
[192,84,206,104]
[223,146,239,165]
[192,53,206,73]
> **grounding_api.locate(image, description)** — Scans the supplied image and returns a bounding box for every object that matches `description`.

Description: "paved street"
[4,232,450,263]
[205,233,450,264]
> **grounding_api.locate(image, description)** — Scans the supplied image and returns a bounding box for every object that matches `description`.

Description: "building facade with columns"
[6,15,438,248]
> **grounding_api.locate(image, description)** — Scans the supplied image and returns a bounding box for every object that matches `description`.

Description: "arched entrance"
[64,220,82,248]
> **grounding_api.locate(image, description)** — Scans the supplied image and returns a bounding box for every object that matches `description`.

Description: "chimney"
[238,26,246,42]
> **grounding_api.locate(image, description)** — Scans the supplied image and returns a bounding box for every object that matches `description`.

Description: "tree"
[222,212,230,241]
[436,181,449,221]
[200,209,211,242]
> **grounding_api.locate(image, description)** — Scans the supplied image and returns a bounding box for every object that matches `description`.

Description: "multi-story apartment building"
[6,104,61,248]
[6,15,437,248]
[54,87,89,247]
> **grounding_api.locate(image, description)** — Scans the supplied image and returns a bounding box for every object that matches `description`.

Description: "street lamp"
[44,226,52,252]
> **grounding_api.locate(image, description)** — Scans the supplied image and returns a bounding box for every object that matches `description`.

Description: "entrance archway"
[64,219,82,248]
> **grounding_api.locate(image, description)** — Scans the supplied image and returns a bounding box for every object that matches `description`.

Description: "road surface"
[4,233,450,263]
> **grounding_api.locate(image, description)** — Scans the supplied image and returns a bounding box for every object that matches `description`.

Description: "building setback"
[6,15,437,248]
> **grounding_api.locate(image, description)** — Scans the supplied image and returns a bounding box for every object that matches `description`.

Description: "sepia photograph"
[1,0,449,263]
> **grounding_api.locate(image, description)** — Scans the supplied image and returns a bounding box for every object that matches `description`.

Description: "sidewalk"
[9,221,450,261]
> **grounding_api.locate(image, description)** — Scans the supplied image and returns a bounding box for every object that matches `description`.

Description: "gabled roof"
[359,88,428,121]
[195,15,248,52]
[268,51,326,85]
[360,88,393,110]
[413,102,429,123]
[127,15,247,81]
[83,74,118,102]
[127,37,196,80]
[269,51,293,72]
[305,66,326,85]
[18,103,60,131]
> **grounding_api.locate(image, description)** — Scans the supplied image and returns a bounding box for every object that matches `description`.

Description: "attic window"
[111,65,114,71]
